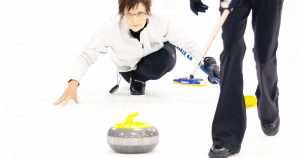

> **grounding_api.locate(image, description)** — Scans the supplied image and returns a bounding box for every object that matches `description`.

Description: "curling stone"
[107,112,159,154]
[244,95,257,108]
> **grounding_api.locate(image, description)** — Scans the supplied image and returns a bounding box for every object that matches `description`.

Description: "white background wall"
[0,0,299,157]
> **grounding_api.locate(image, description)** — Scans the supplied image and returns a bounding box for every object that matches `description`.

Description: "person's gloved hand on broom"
[201,57,220,84]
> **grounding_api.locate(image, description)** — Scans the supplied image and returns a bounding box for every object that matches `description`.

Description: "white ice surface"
[0,0,300,158]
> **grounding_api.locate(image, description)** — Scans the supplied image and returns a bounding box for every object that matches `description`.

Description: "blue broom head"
[173,77,206,86]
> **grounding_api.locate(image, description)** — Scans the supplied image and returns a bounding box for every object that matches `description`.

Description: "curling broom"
[173,9,230,86]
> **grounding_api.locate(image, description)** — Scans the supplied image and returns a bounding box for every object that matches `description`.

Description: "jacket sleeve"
[69,27,110,83]
[163,19,204,62]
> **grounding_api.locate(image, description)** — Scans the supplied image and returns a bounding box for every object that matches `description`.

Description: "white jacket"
[70,14,203,82]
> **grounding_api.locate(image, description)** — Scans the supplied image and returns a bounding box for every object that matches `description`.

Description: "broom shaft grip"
[191,9,230,77]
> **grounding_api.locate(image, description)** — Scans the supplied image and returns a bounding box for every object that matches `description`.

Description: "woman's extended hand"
[54,80,79,105]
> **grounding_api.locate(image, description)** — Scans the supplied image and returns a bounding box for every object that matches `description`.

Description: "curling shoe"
[261,116,280,136]
[208,146,240,158]
[130,78,145,95]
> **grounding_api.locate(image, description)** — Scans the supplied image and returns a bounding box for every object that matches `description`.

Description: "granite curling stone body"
[107,112,159,154]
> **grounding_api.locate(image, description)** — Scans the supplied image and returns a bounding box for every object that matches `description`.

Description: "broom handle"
[190,9,230,78]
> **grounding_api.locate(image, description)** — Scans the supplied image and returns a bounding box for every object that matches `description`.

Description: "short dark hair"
[118,0,152,17]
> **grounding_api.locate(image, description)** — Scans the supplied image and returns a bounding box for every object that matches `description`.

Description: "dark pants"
[211,0,284,150]
[120,42,176,83]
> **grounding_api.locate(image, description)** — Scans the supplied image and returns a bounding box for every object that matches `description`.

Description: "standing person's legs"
[251,0,283,135]
[210,4,251,152]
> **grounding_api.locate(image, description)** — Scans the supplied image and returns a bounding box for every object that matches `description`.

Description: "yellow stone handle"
[244,95,257,108]
[114,112,152,129]
[124,112,138,126]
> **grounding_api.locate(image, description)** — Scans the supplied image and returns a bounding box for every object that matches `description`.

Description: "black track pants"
[211,0,284,150]
[120,42,176,82]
